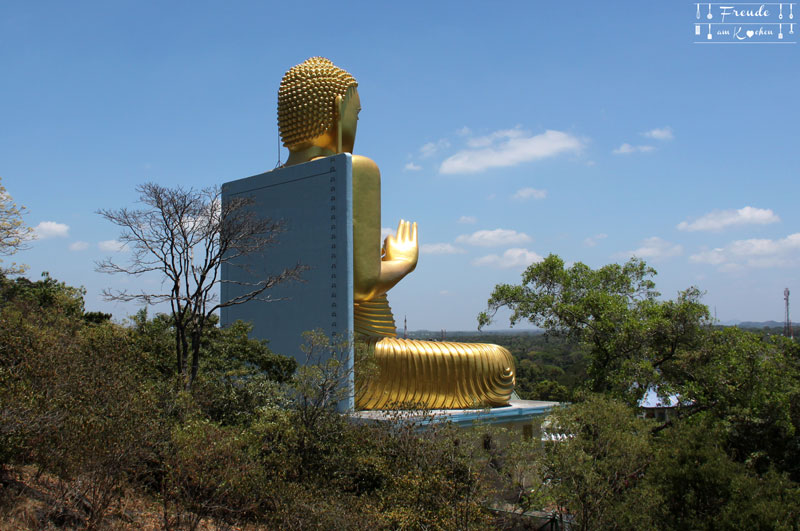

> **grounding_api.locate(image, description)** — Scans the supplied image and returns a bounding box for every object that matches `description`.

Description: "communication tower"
[785,288,793,339]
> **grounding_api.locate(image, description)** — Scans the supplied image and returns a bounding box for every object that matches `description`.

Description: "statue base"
[350,399,560,437]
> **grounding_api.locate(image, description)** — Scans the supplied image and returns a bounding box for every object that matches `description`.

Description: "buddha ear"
[335,94,343,153]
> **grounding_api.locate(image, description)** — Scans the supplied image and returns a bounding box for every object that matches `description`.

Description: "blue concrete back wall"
[221,154,354,408]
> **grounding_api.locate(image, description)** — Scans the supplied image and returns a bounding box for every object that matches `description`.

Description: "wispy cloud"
[420,138,450,158]
[458,215,477,224]
[473,248,543,269]
[34,221,69,239]
[466,128,526,148]
[642,126,674,140]
[613,143,655,155]
[420,243,465,255]
[583,233,608,247]
[440,129,583,175]
[455,228,532,247]
[404,162,422,171]
[677,206,779,232]
[689,248,727,265]
[98,239,127,252]
[455,126,471,136]
[624,237,682,260]
[613,127,671,156]
[68,241,89,251]
[512,187,547,201]
[381,227,393,241]
[690,233,800,270]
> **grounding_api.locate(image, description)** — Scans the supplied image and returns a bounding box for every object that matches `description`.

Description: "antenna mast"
[785,288,793,339]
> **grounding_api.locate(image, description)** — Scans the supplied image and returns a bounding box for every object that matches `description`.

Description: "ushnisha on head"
[278,57,358,150]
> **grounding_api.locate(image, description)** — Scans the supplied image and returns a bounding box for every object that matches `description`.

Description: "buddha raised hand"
[279,57,515,409]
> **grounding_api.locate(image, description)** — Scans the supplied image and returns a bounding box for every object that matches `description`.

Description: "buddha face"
[339,87,361,153]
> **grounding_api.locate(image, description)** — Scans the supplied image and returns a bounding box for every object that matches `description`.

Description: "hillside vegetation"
[2,262,800,529]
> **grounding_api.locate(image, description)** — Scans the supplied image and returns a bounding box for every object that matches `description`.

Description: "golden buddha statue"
[278,57,515,409]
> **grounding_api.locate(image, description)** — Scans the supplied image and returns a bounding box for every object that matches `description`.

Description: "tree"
[97,183,305,390]
[646,417,800,529]
[0,271,86,317]
[479,254,710,397]
[534,397,660,530]
[480,254,800,479]
[0,177,34,275]
[667,327,800,479]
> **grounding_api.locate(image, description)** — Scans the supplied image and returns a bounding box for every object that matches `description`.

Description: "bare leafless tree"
[97,183,305,390]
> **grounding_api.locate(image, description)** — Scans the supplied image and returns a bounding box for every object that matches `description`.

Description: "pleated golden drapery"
[356,337,516,410]
[354,295,515,410]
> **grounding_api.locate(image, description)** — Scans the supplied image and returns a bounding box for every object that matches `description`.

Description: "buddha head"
[278,57,360,154]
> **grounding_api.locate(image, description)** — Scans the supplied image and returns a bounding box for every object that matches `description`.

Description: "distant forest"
[409,323,797,403]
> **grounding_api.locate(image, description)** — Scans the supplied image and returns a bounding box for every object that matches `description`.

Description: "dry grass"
[0,466,249,531]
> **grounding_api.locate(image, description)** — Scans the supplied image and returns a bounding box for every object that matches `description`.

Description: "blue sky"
[2,1,798,330]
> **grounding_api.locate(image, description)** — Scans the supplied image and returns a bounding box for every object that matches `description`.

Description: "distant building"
[638,388,681,422]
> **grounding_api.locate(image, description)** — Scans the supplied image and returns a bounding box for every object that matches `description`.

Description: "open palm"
[383,219,418,265]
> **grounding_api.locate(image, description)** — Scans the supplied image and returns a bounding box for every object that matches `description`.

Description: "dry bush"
[161,419,271,530]
[0,295,165,529]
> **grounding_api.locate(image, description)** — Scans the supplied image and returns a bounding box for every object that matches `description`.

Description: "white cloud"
[613,143,655,155]
[642,126,674,140]
[512,187,547,201]
[614,144,635,154]
[455,228,532,247]
[466,128,526,148]
[68,241,89,251]
[420,243,465,255]
[34,221,69,239]
[440,129,583,175]
[689,233,800,270]
[730,238,788,256]
[404,162,422,171]
[455,126,471,136]
[677,206,780,232]
[458,215,477,224]
[98,239,127,252]
[729,233,800,257]
[625,237,683,260]
[689,248,727,265]
[473,248,543,269]
[583,233,608,247]
[420,138,450,158]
